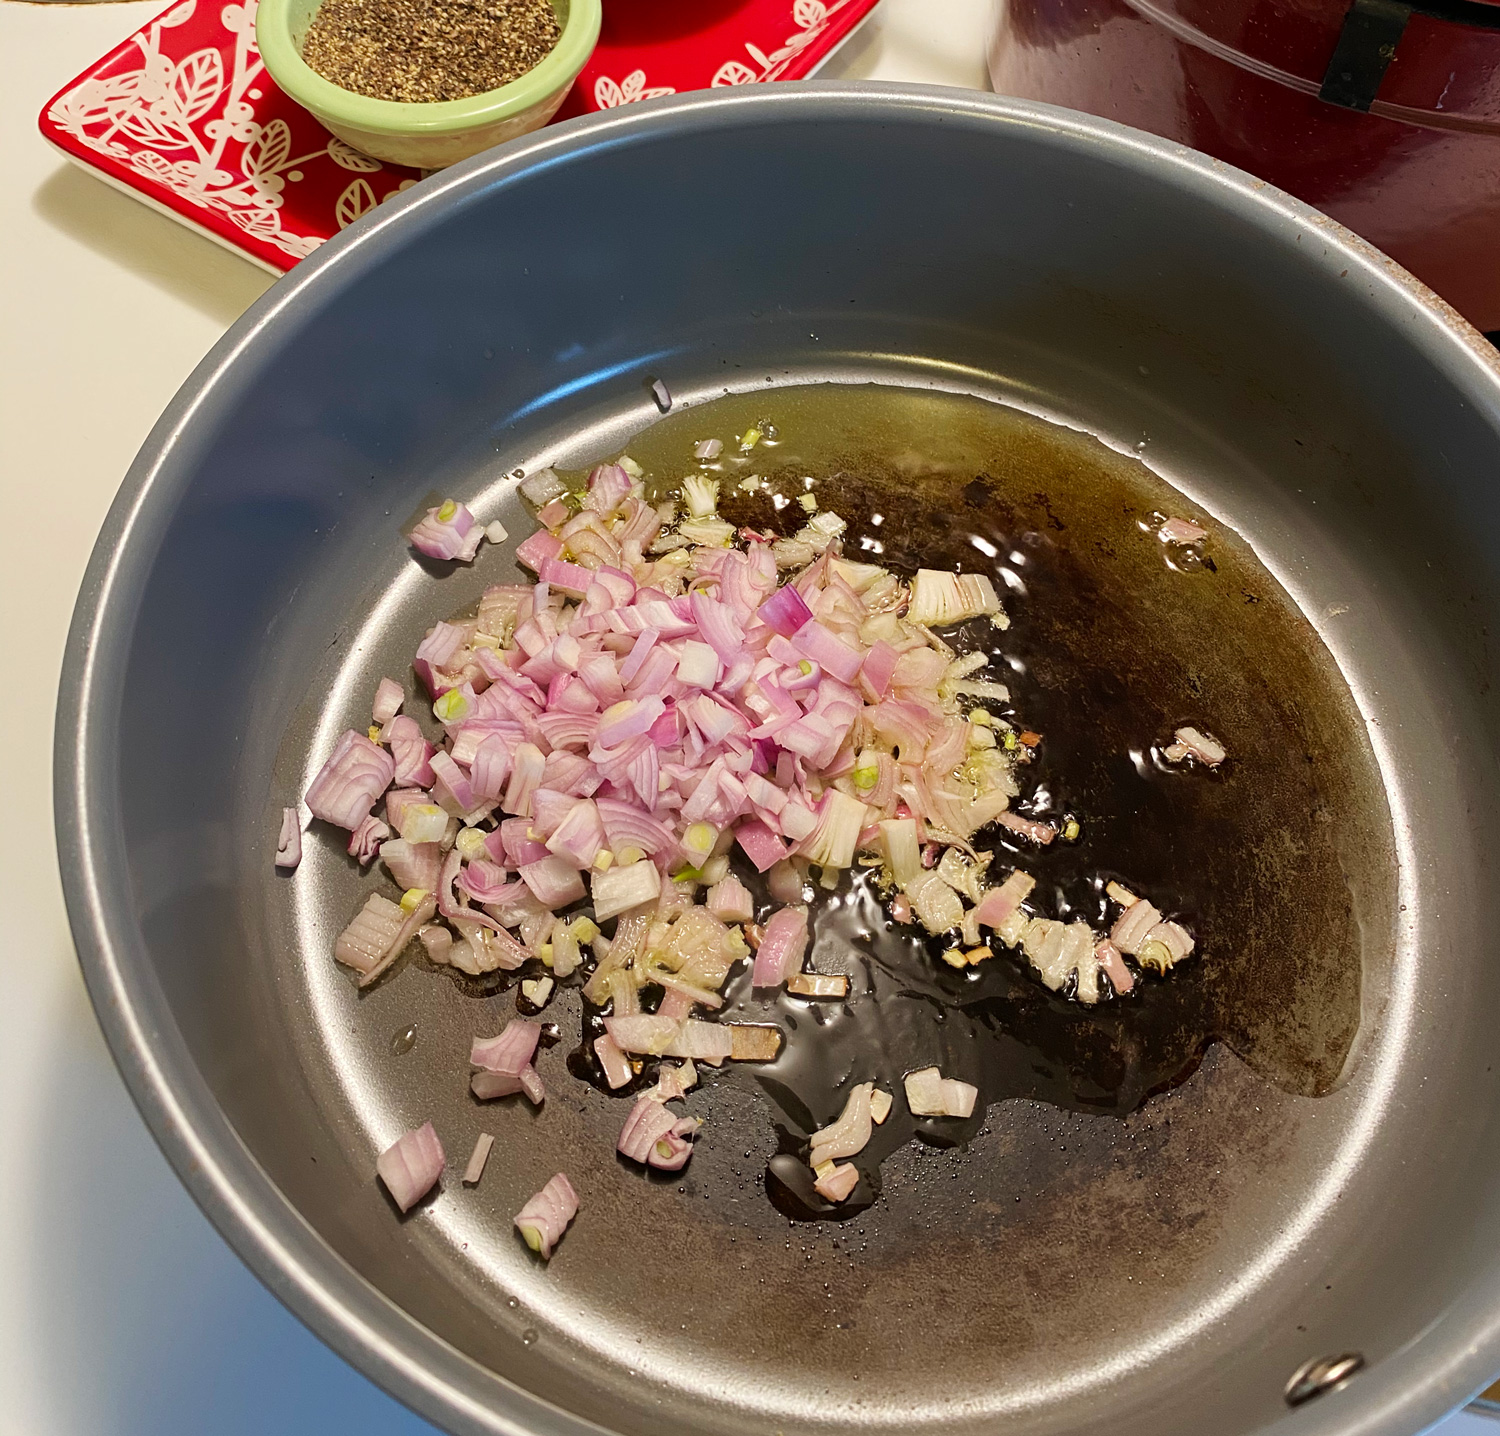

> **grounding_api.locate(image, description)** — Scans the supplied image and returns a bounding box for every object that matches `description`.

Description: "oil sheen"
[555,383,1390,1221]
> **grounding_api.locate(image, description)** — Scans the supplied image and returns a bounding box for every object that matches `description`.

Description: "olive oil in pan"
[544,384,1392,1220]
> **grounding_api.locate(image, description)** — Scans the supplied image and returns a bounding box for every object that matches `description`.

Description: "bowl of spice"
[256,0,600,170]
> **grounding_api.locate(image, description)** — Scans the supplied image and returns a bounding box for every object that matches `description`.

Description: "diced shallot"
[756,584,813,638]
[335,891,436,988]
[514,1172,578,1259]
[1110,898,1163,955]
[1095,938,1134,995]
[787,972,849,998]
[471,1020,544,1101]
[809,1083,873,1168]
[306,730,394,831]
[274,807,302,869]
[617,1095,699,1170]
[973,870,1035,929]
[520,855,587,910]
[752,905,808,987]
[348,814,389,865]
[706,874,754,924]
[1163,726,1227,766]
[410,501,482,562]
[996,811,1057,846]
[593,1033,633,1089]
[813,1162,860,1203]
[372,677,404,725]
[904,1066,978,1119]
[376,1121,444,1212]
[727,1025,783,1061]
[591,859,661,921]
[462,1132,494,1185]
[1159,516,1208,545]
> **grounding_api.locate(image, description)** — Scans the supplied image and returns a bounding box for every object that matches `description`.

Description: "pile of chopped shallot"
[283,439,1217,1247]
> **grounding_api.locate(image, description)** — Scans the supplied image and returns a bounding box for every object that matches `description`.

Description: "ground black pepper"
[301,0,561,104]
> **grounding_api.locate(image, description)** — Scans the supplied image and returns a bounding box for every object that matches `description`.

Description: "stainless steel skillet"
[54,83,1500,1436]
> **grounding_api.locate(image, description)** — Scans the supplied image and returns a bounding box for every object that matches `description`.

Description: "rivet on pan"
[1285,1352,1366,1407]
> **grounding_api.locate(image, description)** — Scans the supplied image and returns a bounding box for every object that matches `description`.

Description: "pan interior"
[259,376,1396,1434]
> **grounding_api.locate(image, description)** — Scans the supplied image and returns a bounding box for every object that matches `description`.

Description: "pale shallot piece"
[514,1172,578,1259]
[650,1060,699,1101]
[335,891,436,987]
[809,1083,873,1168]
[1163,726,1227,766]
[347,814,389,866]
[604,1015,734,1066]
[274,807,301,869]
[593,1033,633,1089]
[376,1121,444,1212]
[706,874,755,925]
[904,1067,978,1119]
[462,1132,494,1185]
[418,924,453,964]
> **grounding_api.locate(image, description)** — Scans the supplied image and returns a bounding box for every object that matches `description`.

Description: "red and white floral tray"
[38,0,878,275]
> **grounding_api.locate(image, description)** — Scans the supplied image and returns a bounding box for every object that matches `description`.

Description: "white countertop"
[0,3,1491,1432]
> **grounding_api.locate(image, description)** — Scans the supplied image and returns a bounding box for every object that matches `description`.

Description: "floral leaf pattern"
[326,136,382,171]
[593,70,676,107]
[172,48,224,122]
[711,61,758,87]
[716,0,861,86]
[243,115,290,176]
[335,178,377,229]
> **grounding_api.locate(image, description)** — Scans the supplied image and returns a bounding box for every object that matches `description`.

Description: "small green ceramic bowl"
[256,0,601,170]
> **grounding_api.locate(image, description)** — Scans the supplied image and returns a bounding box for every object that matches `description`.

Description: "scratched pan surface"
[55,86,1500,1436]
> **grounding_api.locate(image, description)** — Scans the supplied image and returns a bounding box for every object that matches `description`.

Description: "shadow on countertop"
[33,162,275,327]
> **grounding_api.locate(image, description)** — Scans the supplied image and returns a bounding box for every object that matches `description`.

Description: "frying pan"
[54,84,1500,1436]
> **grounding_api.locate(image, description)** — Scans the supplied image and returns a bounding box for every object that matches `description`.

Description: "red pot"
[989,0,1500,330]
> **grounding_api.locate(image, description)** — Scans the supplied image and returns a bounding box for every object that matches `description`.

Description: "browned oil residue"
[566,384,1391,1221]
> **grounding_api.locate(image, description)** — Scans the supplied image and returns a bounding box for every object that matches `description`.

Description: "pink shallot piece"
[372,677,404,725]
[995,811,1057,846]
[1095,938,1135,995]
[813,1162,861,1203]
[514,1173,578,1259]
[752,906,809,988]
[411,501,483,562]
[376,1121,444,1212]
[305,730,394,831]
[1159,516,1208,546]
